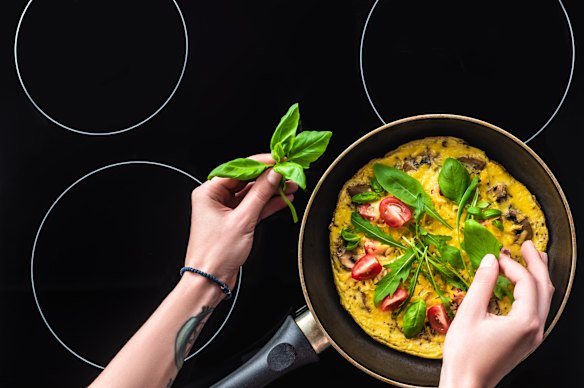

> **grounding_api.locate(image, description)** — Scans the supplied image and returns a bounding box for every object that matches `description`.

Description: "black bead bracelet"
[179,266,232,300]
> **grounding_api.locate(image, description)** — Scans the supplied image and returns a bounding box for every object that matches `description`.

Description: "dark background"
[1,0,582,387]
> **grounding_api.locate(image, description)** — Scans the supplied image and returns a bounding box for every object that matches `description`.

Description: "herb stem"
[279,184,298,223]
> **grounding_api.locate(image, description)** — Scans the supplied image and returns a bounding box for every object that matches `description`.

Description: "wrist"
[175,271,226,306]
[439,364,485,388]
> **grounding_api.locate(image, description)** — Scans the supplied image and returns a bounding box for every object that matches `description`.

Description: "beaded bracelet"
[179,266,232,300]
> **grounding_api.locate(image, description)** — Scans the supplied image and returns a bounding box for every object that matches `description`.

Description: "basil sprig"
[207,103,332,223]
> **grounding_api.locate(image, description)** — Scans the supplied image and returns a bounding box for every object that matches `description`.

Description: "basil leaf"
[207,158,269,180]
[438,157,471,203]
[402,299,427,338]
[374,249,415,306]
[374,164,452,229]
[287,130,332,169]
[494,275,514,302]
[351,212,406,249]
[272,142,285,163]
[351,191,380,204]
[463,219,503,269]
[270,102,299,156]
[273,161,306,190]
[341,228,361,250]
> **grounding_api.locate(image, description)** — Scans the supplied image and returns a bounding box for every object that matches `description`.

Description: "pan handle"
[210,306,329,388]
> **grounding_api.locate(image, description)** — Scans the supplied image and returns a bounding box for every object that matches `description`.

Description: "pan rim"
[297,113,577,387]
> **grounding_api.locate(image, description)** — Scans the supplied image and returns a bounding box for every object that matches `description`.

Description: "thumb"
[457,254,499,319]
[235,168,282,222]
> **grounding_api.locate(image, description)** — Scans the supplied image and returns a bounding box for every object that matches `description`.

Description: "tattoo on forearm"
[174,306,214,369]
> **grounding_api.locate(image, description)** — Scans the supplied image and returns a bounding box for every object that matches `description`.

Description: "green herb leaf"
[492,219,504,231]
[371,176,384,194]
[456,176,479,234]
[341,228,361,250]
[402,299,427,338]
[351,212,406,249]
[272,142,285,163]
[273,161,307,190]
[270,102,299,156]
[287,130,332,169]
[374,250,416,306]
[351,191,381,204]
[494,275,514,302]
[374,164,452,229]
[482,208,503,219]
[440,244,464,269]
[207,158,269,180]
[463,219,503,269]
[438,157,471,203]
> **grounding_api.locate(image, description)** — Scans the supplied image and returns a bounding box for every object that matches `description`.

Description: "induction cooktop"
[1,1,582,387]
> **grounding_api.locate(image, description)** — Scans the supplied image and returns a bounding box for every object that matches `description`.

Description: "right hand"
[439,240,555,388]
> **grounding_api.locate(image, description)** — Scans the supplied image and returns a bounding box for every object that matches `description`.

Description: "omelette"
[328,136,548,359]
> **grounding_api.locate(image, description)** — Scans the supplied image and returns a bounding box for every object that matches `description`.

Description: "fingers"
[498,251,538,319]
[457,254,500,319]
[233,168,283,223]
[521,240,554,323]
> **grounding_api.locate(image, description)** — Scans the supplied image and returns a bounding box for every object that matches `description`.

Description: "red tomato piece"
[351,253,382,281]
[358,203,378,221]
[379,287,409,311]
[378,196,411,228]
[427,304,451,334]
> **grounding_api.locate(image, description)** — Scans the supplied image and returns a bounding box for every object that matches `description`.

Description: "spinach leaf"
[374,164,452,229]
[463,219,503,269]
[351,212,406,249]
[270,102,299,156]
[494,275,515,302]
[402,299,427,338]
[208,158,269,180]
[374,249,416,306]
[287,130,332,169]
[351,191,381,204]
[438,157,471,203]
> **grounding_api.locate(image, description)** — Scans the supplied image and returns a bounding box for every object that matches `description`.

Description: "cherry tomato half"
[379,287,409,311]
[427,304,451,334]
[358,203,378,221]
[351,253,382,281]
[379,196,411,228]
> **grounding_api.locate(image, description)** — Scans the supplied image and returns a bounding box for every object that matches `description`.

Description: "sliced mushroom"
[514,218,534,244]
[360,291,371,312]
[347,183,371,197]
[457,156,486,171]
[338,251,357,271]
[400,149,435,171]
[488,183,508,202]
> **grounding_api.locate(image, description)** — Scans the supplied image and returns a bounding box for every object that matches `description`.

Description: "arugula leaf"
[456,176,479,234]
[351,212,406,249]
[207,158,269,180]
[374,249,416,306]
[463,219,503,269]
[270,102,299,156]
[440,244,464,269]
[287,130,332,169]
[438,157,471,203]
[402,299,427,338]
[374,164,452,229]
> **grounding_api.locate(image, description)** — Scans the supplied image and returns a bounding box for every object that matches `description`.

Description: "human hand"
[439,240,554,388]
[183,154,298,290]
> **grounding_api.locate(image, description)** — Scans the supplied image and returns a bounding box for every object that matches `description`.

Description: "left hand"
[184,153,298,289]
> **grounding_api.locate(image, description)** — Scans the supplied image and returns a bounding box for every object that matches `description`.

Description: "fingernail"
[267,169,281,185]
[480,254,496,268]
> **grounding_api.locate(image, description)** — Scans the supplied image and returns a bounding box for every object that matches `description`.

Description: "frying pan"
[211,114,576,387]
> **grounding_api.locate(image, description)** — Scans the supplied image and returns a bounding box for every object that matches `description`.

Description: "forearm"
[89,275,224,388]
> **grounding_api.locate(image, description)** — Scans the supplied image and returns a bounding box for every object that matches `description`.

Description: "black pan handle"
[210,306,329,388]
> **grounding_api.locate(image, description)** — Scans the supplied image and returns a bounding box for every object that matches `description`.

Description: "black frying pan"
[212,114,577,388]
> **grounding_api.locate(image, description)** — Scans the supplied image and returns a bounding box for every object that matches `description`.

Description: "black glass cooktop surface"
[1,1,582,387]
